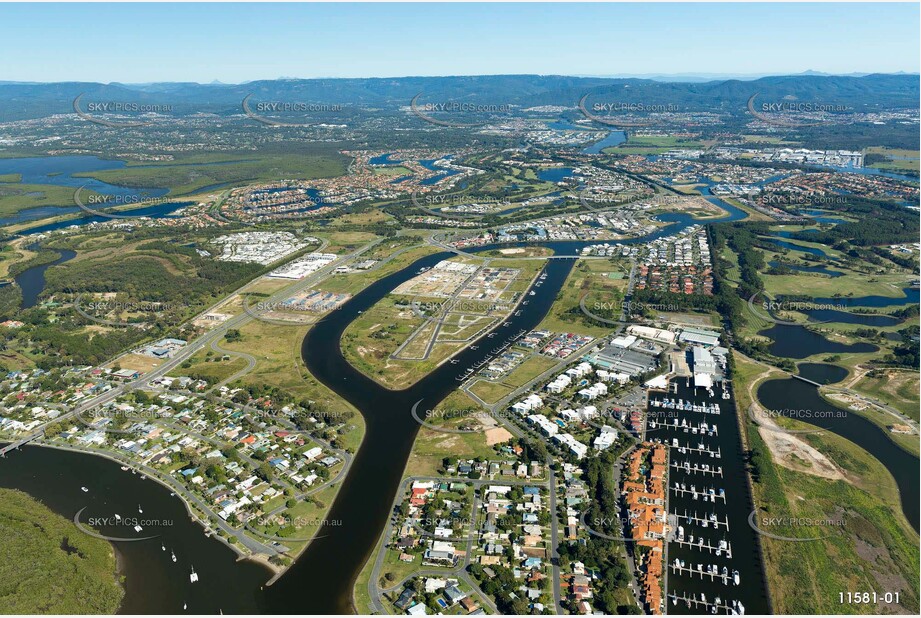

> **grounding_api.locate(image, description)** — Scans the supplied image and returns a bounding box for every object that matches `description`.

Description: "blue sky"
[1,2,918,83]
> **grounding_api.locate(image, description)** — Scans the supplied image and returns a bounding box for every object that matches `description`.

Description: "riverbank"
[0,442,273,613]
[0,487,125,613]
[28,440,283,574]
[732,354,920,614]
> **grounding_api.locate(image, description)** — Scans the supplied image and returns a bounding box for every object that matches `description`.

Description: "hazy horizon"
[1,2,918,83]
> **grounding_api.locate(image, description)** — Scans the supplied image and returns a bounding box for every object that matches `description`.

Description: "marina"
[647,379,770,614]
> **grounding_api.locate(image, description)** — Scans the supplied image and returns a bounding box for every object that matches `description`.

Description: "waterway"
[1,198,752,614]
[0,156,169,227]
[757,377,919,531]
[0,445,272,613]
[263,252,578,613]
[758,324,878,359]
[581,130,627,155]
[14,245,76,309]
[762,235,829,257]
[651,379,770,615]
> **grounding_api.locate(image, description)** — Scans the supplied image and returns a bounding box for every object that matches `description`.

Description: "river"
[0,445,272,613]
[756,376,919,531]
[2,200,751,614]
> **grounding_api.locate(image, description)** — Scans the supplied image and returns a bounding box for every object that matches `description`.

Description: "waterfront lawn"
[763,270,914,299]
[246,484,341,560]
[222,319,359,422]
[340,296,431,389]
[750,425,919,615]
[605,134,710,155]
[407,395,498,478]
[537,257,628,337]
[0,182,104,218]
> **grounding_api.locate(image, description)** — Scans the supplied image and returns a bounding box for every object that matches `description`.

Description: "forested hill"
[0,73,917,120]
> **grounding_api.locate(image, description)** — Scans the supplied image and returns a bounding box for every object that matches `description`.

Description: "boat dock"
[668,592,742,614]
[672,536,732,558]
[672,484,727,503]
[670,562,738,585]
[674,509,730,531]
[670,460,724,477]
[671,441,722,459]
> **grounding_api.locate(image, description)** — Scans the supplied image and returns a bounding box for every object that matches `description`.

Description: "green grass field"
[0,182,106,218]
[537,257,628,337]
[71,151,348,196]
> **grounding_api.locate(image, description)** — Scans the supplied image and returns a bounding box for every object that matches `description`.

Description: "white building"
[528,414,559,436]
[593,425,618,451]
[553,433,588,459]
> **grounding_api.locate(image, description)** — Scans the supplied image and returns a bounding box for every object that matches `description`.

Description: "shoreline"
[19,440,283,575]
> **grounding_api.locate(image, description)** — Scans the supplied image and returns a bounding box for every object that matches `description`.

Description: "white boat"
[114,513,122,520]
[171,550,177,563]
[183,603,187,610]
[120,466,129,471]
[189,566,199,583]
[138,504,143,514]
[161,543,166,551]
[80,486,89,493]
[733,569,740,585]
[134,525,143,532]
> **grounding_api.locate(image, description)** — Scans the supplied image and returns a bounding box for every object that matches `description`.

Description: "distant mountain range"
[0,73,917,121]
